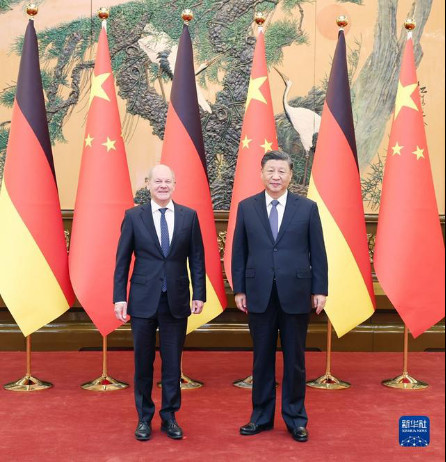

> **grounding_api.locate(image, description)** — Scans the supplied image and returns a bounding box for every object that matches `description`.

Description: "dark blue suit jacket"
[232,191,328,314]
[113,202,206,319]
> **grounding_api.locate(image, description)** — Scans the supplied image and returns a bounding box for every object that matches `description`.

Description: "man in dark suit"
[232,150,328,443]
[114,164,206,442]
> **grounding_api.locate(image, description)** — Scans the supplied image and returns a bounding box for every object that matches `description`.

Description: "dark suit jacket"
[113,202,206,319]
[232,191,328,314]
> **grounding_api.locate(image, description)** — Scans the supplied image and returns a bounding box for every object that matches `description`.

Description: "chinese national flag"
[224,30,278,288]
[69,24,134,336]
[374,36,445,338]
[0,20,75,336]
[161,25,226,333]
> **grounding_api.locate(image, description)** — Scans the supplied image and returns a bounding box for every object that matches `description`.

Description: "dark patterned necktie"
[160,208,169,291]
[269,200,279,240]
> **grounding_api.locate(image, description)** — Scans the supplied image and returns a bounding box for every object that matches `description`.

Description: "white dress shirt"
[265,190,288,231]
[151,199,175,245]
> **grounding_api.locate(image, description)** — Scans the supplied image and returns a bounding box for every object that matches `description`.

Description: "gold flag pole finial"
[26,3,38,19]
[404,18,416,39]
[404,18,416,31]
[336,15,349,30]
[97,7,109,31]
[254,11,266,31]
[182,9,194,26]
[97,7,110,20]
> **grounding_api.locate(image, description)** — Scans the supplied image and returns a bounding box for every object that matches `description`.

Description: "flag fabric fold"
[374,35,445,338]
[224,30,278,288]
[69,23,134,337]
[161,24,226,333]
[307,30,375,337]
[0,20,75,336]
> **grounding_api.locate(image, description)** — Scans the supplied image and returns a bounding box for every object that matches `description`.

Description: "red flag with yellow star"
[374,35,445,338]
[224,30,278,288]
[69,23,134,336]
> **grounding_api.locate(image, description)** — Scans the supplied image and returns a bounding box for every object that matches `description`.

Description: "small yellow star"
[241,135,252,149]
[261,139,274,153]
[102,137,116,152]
[394,80,418,120]
[246,76,267,109]
[89,72,111,106]
[85,134,94,147]
[412,146,425,160]
[392,142,403,156]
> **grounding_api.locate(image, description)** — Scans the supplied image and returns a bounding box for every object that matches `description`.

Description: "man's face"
[148,165,175,205]
[261,159,292,198]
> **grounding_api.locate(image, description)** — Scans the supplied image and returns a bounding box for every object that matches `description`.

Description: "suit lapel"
[275,193,299,245]
[254,192,275,244]
[140,203,164,257]
[169,202,184,254]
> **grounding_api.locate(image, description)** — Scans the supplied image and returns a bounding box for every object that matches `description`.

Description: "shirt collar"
[151,199,174,213]
[265,190,288,207]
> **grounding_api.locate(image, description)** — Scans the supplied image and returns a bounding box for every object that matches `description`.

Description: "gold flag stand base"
[233,375,253,389]
[81,336,128,392]
[306,321,351,390]
[180,374,203,390]
[4,375,52,392]
[232,375,279,389]
[306,373,350,390]
[4,336,52,392]
[81,375,128,392]
[381,326,429,390]
[382,373,428,390]
[157,373,204,390]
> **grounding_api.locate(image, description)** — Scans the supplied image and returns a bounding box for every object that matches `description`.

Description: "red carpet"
[0,351,444,461]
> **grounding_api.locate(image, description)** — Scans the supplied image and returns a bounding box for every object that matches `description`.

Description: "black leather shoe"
[289,426,308,442]
[135,421,151,441]
[240,422,274,436]
[161,420,183,440]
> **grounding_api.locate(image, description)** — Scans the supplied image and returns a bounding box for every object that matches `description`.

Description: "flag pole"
[307,320,350,390]
[81,334,128,391]
[4,335,52,392]
[382,325,428,390]
[232,11,279,391]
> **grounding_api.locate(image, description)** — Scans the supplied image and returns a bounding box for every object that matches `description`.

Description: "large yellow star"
[261,139,273,153]
[394,80,418,120]
[102,137,116,152]
[245,76,267,109]
[412,146,425,160]
[391,142,403,156]
[241,135,252,149]
[89,72,111,106]
[85,134,94,148]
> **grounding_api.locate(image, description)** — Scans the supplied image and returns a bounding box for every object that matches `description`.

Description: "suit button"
[274,248,278,252]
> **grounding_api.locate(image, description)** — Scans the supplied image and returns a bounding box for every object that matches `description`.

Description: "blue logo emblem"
[399,416,430,447]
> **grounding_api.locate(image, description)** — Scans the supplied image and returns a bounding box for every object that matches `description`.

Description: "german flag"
[307,29,375,337]
[161,24,226,333]
[224,29,278,289]
[374,35,445,338]
[0,20,75,336]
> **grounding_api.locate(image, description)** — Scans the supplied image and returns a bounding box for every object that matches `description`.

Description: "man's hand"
[114,302,128,323]
[312,295,326,315]
[235,293,248,314]
[191,300,204,314]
